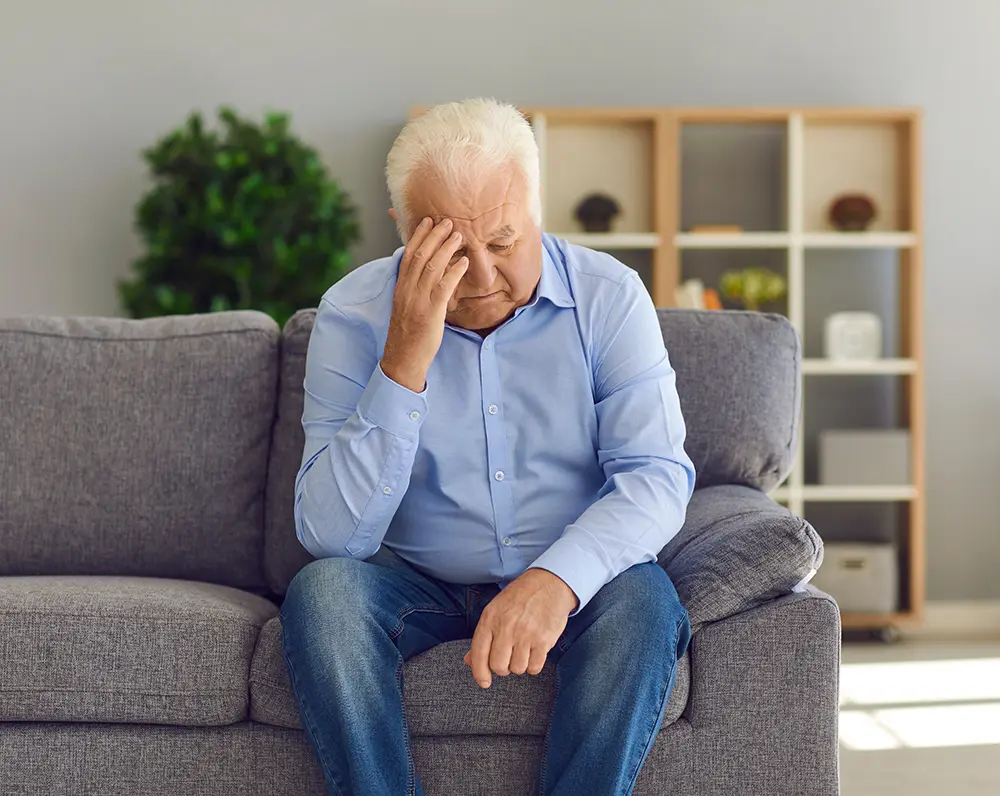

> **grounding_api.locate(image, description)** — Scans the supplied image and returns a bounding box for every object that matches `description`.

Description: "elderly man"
[279,98,695,796]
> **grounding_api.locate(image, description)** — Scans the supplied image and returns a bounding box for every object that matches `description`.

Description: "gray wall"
[1,0,997,600]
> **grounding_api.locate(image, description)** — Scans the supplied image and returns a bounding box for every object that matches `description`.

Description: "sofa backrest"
[262,307,801,596]
[0,311,279,592]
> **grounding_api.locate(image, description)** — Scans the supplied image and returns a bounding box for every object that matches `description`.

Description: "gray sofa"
[0,307,839,796]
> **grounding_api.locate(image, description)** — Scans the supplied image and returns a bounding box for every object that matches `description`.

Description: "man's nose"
[464,250,497,291]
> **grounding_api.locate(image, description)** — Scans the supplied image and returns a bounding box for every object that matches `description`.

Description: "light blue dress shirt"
[294,234,696,612]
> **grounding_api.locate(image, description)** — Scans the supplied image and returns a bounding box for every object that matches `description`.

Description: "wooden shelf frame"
[667,108,924,631]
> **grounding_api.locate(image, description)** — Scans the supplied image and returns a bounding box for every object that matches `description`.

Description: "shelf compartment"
[680,122,788,233]
[681,248,788,315]
[541,120,655,236]
[802,249,901,360]
[802,118,916,233]
[676,232,790,248]
[555,232,660,249]
[802,358,917,375]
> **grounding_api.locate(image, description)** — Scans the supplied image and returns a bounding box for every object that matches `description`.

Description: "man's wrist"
[529,567,579,614]
[380,356,427,393]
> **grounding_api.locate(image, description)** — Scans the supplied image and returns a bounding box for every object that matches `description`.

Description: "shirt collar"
[533,239,575,308]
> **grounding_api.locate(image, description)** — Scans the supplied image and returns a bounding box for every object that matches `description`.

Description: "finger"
[432,257,469,308]
[469,625,493,688]
[398,217,433,283]
[489,631,514,677]
[417,228,464,290]
[463,650,471,667]
[405,219,454,285]
[508,642,530,676]
[526,645,548,676]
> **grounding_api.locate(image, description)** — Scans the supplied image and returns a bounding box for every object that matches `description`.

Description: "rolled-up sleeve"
[529,273,696,612]
[294,298,427,560]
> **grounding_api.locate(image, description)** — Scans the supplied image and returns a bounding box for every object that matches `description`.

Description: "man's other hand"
[463,568,579,689]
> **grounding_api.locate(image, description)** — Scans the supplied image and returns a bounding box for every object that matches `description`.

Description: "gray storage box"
[819,429,911,486]
[811,543,899,613]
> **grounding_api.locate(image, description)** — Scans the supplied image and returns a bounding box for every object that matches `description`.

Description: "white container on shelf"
[812,543,899,614]
[824,312,882,360]
[819,429,911,486]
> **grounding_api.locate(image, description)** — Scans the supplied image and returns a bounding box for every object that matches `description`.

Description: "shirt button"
[382,486,393,496]
[502,536,512,547]
[484,340,492,350]
[494,470,504,482]
[488,404,498,415]
[408,410,420,421]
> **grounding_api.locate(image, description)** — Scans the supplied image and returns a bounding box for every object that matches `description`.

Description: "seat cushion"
[250,616,689,735]
[0,311,279,591]
[0,576,278,726]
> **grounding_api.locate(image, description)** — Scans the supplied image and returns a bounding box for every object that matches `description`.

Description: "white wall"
[1,0,997,599]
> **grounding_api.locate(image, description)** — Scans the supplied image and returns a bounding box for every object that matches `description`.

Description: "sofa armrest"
[681,589,840,795]
[658,484,823,628]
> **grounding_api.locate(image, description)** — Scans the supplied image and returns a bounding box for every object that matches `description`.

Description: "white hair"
[386,98,542,241]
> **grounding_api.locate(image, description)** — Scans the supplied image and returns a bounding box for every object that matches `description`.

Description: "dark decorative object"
[574,193,620,233]
[829,194,878,231]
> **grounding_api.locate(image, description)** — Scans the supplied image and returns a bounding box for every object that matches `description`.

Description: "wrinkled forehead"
[431,203,520,241]
[407,164,529,241]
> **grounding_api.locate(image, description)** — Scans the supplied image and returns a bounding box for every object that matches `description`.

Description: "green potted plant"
[119,107,360,328]
[719,267,787,312]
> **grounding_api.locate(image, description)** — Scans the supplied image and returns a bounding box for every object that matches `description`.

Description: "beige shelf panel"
[803,231,916,248]
[802,358,918,375]
[676,231,790,248]
[543,122,654,235]
[771,485,919,502]
[803,122,909,233]
[554,232,660,249]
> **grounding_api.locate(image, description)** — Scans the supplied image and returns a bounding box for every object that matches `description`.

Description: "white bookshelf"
[669,107,925,631]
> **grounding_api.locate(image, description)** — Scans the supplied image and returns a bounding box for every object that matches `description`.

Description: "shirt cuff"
[356,363,428,441]
[528,538,609,616]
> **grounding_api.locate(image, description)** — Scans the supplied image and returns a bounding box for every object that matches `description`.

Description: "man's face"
[403,165,543,333]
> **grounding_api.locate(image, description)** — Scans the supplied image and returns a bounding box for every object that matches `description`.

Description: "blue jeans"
[279,545,690,796]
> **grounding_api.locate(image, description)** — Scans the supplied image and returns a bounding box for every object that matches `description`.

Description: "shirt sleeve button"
[382,486,393,496]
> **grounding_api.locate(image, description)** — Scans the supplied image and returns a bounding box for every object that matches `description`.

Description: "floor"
[840,639,1000,796]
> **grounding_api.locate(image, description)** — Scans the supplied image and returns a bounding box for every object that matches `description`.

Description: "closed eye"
[489,243,514,253]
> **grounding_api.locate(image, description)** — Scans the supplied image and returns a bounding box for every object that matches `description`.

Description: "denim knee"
[593,563,689,661]
[281,556,379,632]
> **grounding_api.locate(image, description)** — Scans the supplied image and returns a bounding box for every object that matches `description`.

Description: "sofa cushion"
[0,576,278,725]
[249,616,689,735]
[659,485,824,629]
[657,309,799,492]
[0,312,279,590]
[263,308,801,596]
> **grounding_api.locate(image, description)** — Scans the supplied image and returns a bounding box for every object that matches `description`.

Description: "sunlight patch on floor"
[840,657,1000,751]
